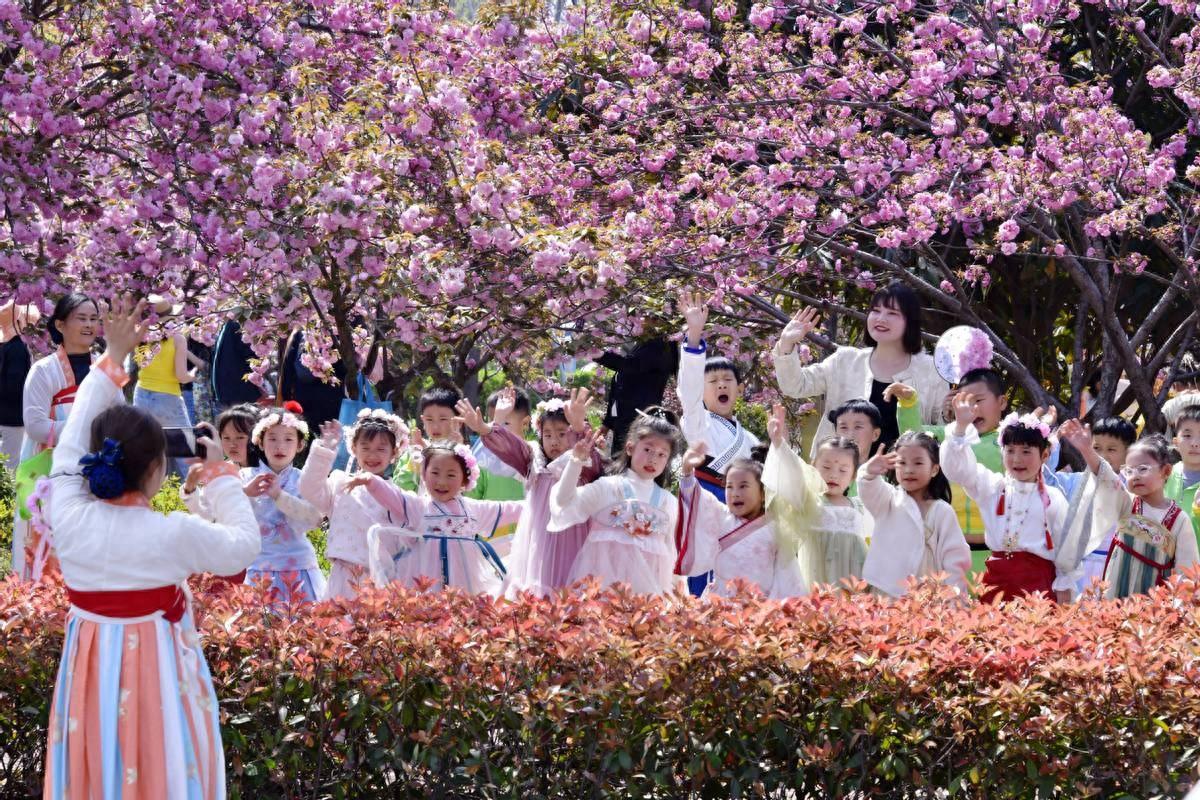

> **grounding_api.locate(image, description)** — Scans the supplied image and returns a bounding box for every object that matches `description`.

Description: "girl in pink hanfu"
[549,409,685,596]
[241,406,326,604]
[675,405,821,599]
[43,299,260,800]
[356,441,523,595]
[300,410,409,600]
[456,388,603,598]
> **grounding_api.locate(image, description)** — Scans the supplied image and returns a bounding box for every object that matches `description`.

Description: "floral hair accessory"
[79,439,126,499]
[533,398,567,427]
[346,408,410,454]
[934,325,994,384]
[997,412,1052,441]
[252,409,311,447]
[422,442,481,491]
[454,443,480,491]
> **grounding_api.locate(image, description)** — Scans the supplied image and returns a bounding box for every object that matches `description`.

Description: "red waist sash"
[67,585,187,623]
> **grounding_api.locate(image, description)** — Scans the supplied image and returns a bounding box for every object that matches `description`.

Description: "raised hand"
[243,472,274,498]
[571,426,601,461]
[319,420,343,449]
[101,296,150,362]
[410,428,426,451]
[1056,418,1091,451]
[864,450,898,477]
[492,386,516,426]
[454,398,491,436]
[951,391,980,435]
[564,387,593,432]
[680,442,708,476]
[883,382,917,404]
[778,306,821,353]
[766,403,789,447]
[677,288,710,348]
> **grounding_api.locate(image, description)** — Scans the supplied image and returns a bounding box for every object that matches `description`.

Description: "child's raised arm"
[549,428,609,530]
[675,290,713,445]
[344,473,422,528]
[940,392,1004,502]
[856,451,902,519]
[299,421,342,516]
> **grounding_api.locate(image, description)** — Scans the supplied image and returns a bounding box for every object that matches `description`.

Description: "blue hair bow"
[79,438,126,499]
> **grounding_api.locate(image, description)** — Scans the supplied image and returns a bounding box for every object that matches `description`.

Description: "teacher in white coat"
[773,282,948,456]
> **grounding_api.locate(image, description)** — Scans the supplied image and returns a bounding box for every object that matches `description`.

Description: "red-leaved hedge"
[3,574,1200,798]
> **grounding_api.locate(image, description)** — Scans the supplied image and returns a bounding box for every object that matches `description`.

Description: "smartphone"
[164,426,207,460]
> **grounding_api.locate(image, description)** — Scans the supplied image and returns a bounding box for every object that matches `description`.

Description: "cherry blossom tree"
[2,0,1199,428]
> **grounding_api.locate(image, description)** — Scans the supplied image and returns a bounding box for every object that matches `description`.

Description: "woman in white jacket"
[773,282,948,456]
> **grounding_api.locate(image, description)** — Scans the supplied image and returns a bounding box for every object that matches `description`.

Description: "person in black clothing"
[277,330,347,433]
[0,301,33,469]
[595,337,679,454]
[209,320,267,412]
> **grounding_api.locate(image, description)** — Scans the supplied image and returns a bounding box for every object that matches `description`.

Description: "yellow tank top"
[137,337,181,396]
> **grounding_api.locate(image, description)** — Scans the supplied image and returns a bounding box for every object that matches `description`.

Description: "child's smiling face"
[703,368,740,419]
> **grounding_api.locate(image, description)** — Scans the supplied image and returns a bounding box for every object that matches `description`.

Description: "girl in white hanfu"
[357,441,523,596]
[300,410,409,600]
[675,404,819,598]
[42,299,260,800]
[859,431,971,598]
[549,409,685,595]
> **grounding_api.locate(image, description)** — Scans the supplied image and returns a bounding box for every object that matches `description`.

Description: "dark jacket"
[596,337,678,452]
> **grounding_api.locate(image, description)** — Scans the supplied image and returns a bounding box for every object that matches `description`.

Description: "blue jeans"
[181,387,196,426]
[133,386,192,478]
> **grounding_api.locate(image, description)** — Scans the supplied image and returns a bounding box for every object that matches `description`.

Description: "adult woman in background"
[15,293,100,579]
[133,314,196,477]
[773,281,948,456]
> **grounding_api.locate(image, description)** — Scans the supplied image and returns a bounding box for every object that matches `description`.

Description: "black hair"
[815,435,862,472]
[1091,416,1136,447]
[1176,405,1200,429]
[1129,433,1173,467]
[216,403,261,467]
[704,357,742,385]
[864,281,923,355]
[609,406,683,487]
[827,398,883,429]
[421,441,472,484]
[216,404,259,438]
[486,388,531,416]
[725,446,768,487]
[537,406,569,428]
[89,405,166,495]
[890,431,952,504]
[351,417,400,450]
[48,293,99,346]
[419,386,461,415]
[959,367,1005,398]
[999,419,1050,451]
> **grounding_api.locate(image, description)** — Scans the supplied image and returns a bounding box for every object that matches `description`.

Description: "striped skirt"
[44,608,224,799]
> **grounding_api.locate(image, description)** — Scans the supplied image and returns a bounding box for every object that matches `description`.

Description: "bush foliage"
[3,575,1200,798]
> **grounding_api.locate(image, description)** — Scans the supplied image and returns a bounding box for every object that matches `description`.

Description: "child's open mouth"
[717,393,730,405]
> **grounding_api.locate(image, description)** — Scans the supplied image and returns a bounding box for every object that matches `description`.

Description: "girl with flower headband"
[299,409,410,600]
[941,393,1083,603]
[349,438,523,595]
[548,406,685,595]
[456,387,603,598]
[40,298,259,799]
[1058,423,1198,598]
[240,403,327,604]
